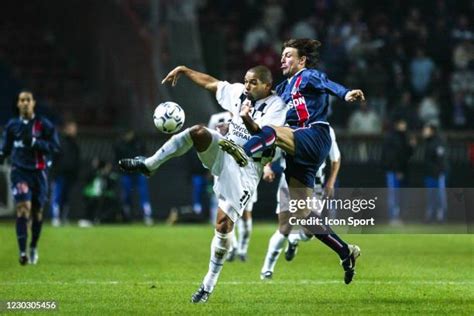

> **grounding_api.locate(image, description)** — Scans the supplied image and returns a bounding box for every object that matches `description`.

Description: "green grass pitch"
[0,223,473,315]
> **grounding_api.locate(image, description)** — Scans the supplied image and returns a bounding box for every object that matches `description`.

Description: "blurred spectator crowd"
[198,0,474,131]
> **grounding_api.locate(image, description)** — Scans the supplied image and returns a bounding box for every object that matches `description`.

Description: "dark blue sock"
[16,217,28,253]
[314,225,350,260]
[30,219,43,249]
[243,126,276,156]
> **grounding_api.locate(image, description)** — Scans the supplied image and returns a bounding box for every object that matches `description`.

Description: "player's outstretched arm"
[344,89,365,102]
[161,65,219,93]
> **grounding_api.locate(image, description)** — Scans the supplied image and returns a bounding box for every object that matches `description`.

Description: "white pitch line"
[0,280,473,286]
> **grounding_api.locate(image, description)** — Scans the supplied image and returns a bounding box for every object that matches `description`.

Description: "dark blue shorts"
[10,167,49,208]
[284,124,331,188]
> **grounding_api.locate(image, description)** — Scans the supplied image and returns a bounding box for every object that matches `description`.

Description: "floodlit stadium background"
[1,0,472,221]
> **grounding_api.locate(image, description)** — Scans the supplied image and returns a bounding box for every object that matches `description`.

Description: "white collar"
[19,114,35,124]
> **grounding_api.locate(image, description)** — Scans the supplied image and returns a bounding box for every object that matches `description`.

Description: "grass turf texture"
[0,223,473,315]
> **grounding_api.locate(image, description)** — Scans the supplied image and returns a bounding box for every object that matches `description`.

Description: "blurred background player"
[381,118,416,225]
[115,130,153,225]
[0,90,60,265]
[422,123,448,223]
[119,64,287,303]
[50,120,80,227]
[221,39,364,284]
[260,126,341,279]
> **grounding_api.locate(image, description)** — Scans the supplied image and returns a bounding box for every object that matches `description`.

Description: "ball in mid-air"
[153,102,185,134]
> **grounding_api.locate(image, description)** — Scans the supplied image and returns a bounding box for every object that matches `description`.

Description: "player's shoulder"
[267,93,287,108]
[300,68,327,88]
[4,117,19,129]
[218,81,244,94]
[36,115,56,129]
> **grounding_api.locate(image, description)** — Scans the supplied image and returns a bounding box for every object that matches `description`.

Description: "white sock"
[261,230,287,273]
[202,230,232,292]
[237,218,252,255]
[144,128,193,170]
[227,229,237,259]
[142,202,152,218]
[288,229,312,244]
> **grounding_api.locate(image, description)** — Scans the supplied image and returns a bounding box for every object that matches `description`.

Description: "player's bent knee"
[16,202,31,217]
[189,125,212,152]
[215,217,234,234]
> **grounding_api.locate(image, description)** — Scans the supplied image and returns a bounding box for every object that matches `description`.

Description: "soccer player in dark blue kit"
[0,91,60,265]
[220,39,365,284]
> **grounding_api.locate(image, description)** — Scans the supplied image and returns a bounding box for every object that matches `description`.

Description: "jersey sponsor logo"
[291,76,309,127]
[228,121,251,141]
[13,140,25,148]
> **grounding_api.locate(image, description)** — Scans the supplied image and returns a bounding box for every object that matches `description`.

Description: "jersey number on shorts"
[240,190,250,208]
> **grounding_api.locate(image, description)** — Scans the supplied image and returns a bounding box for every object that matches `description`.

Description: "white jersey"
[198,81,286,222]
[216,81,287,160]
[315,126,340,186]
[208,111,232,131]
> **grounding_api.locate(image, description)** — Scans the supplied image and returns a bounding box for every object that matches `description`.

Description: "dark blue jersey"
[1,115,60,170]
[275,68,349,127]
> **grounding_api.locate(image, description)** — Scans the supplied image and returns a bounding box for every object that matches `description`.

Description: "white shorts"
[276,173,290,214]
[198,128,261,222]
[275,173,324,215]
[244,190,258,212]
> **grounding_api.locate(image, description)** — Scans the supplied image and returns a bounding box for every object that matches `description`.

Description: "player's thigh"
[273,126,296,156]
[197,128,224,174]
[277,211,292,235]
[32,170,49,212]
[10,169,33,211]
[189,124,213,152]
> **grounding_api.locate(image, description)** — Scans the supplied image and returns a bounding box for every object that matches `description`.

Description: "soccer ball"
[153,102,185,134]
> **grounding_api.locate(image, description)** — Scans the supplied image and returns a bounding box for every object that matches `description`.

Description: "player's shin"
[202,230,233,292]
[16,216,28,254]
[30,216,43,249]
[243,126,276,157]
[144,128,193,170]
[301,216,350,259]
[238,217,252,256]
[261,230,287,273]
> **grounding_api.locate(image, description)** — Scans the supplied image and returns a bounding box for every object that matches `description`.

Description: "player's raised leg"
[287,178,359,284]
[191,208,234,303]
[118,125,212,175]
[221,125,296,166]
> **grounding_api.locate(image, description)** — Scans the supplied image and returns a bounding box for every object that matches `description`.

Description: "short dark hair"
[282,39,321,68]
[17,89,35,101]
[247,65,273,84]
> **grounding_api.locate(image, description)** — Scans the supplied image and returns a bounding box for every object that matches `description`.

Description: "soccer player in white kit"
[260,126,341,279]
[119,65,287,303]
[208,112,256,262]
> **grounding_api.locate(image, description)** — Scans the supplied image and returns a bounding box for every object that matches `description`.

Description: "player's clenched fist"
[345,89,365,102]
